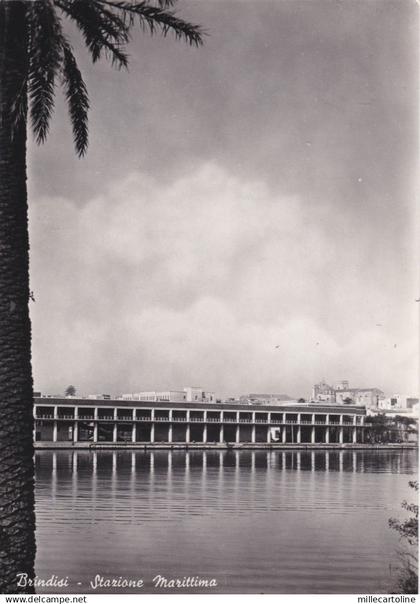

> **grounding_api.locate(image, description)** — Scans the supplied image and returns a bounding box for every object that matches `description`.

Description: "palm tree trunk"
[0,2,36,594]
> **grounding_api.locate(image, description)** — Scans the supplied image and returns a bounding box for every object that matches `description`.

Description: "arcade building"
[34,396,367,446]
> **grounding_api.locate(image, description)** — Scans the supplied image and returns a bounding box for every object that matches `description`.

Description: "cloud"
[29,163,418,398]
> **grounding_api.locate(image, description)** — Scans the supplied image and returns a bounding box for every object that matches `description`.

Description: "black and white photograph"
[0,0,418,598]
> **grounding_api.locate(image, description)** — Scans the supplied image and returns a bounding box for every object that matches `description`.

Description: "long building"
[34,396,367,446]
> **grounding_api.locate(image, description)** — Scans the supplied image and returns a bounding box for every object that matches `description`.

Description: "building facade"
[121,391,187,403]
[121,387,216,404]
[34,397,367,446]
[312,380,384,409]
[239,393,294,406]
[334,388,384,408]
[378,395,419,411]
[311,380,336,403]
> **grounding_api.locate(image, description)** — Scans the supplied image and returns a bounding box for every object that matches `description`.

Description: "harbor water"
[34,449,417,594]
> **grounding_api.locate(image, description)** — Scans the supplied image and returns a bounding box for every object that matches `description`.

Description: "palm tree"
[0,0,203,593]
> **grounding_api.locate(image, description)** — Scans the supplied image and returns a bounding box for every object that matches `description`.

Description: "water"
[34,449,417,594]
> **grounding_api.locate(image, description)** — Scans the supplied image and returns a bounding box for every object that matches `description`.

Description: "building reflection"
[37,449,417,485]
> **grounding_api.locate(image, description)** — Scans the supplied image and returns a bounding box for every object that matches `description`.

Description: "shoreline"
[34,442,418,451]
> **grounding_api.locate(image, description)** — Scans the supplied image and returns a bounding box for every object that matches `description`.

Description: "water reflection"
[35,449,417,595]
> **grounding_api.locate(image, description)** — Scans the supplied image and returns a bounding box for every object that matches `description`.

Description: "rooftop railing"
[36,415,361,426]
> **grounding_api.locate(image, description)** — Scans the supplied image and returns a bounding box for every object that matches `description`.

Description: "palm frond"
[55,0,129,69]
[156,0,177,7]
[27,0,63,145]
[61,42,90,157]
[22,0,204,158]
[93,1,131,43]
[97,0,205,47]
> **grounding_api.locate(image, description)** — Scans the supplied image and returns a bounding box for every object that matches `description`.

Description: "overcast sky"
[28,0,418,399]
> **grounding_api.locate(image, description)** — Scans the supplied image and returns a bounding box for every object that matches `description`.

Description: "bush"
[389,481,418,594]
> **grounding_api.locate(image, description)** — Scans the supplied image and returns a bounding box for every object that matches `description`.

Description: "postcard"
[0,0,418,599]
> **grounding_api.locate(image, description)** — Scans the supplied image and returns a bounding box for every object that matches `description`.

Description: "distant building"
[312,379,384,409]
[335,380,349,391]
[184,387,216,403]
[88,394,111,400]
[378,397,398,410]
[335,388,384,408]
[121,390,186,402]
[312,380,336,403]
[378,395,419,411]
[239,393,294,406]
[120,387,215,404]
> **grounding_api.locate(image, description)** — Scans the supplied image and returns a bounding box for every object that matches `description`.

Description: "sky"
[28,0,418,400]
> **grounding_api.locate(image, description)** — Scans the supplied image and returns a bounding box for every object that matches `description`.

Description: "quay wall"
[34,442,417,450]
